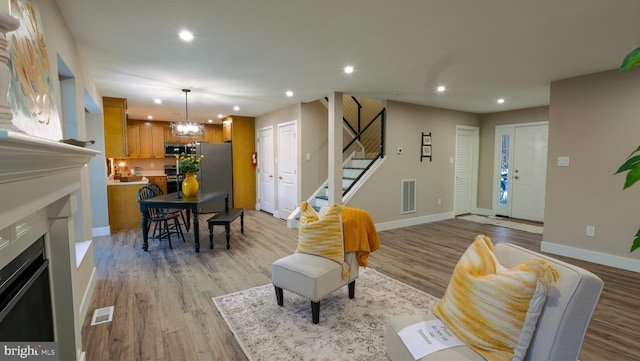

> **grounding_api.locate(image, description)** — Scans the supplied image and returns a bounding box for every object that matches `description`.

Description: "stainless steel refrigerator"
[196,142,233,213]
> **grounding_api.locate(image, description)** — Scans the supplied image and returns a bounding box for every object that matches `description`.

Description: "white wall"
[347,100,479,225]
[31,0,104,350]
[543,69,640,271]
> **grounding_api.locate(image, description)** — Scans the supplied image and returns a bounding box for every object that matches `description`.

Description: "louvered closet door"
[455,128,476,215]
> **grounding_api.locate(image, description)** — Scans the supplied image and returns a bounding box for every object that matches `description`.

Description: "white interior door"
[511,124,548,222]
[277,121,297,219]
[257,127,274,214]
[455,127,479,215]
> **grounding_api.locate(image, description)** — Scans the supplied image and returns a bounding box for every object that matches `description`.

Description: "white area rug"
[212,268,439,361]
[458,215,543,234]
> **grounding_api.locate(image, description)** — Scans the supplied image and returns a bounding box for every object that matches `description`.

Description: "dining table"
[138,191,230,252]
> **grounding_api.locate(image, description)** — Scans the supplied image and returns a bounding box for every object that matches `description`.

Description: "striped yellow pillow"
[434,235,558,361]
[295,202,349,278]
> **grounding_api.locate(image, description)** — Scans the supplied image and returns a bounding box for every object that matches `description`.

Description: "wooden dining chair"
[147,182,188,227]
[137,185,185,249]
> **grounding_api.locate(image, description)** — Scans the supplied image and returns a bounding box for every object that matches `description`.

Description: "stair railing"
[341,107,385,196]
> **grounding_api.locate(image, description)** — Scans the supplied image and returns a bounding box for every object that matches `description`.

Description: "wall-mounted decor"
[7,0,62,141]
[421,132,432,162]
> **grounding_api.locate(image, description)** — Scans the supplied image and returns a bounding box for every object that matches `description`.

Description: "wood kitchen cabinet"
[103,97,127,158]
[127,120,165,159]
[165,123,221,143]
[140,125,165,158]
[222,120,232,142]
[146,175,167,193]
[107,183,143,232]
[126,125,140,158]
[204,125,222,142]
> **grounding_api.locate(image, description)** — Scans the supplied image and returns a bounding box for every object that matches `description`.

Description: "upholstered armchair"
[271,202,380,324]
[272,251,360,324]
[386,240,604,361]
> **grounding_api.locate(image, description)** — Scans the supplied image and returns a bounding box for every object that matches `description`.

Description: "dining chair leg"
[164,219,173,249]
[175,217,185,243]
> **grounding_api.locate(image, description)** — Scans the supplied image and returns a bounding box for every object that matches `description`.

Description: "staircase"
[287,95,386,227]
[311,154,379,209]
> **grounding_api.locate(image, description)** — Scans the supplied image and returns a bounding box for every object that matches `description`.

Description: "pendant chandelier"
[170,89,204,137]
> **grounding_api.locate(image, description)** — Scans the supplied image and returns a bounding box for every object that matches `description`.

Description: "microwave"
[164,143,197,158]
[164,143,184,158]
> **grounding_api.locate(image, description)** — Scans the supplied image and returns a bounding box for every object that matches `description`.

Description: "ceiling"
[55,0,640,123]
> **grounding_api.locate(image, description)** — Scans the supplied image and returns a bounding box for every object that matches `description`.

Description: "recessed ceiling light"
[497,98,505,104]
[217,114,223,118]
[179,30,194,42]
[233,106,240,111]
[436,86,446,92]
[344,65,354,74]
[286,90,294,97]
[154,99,162,104]
[208,119,213,123]
[147,115,153,119]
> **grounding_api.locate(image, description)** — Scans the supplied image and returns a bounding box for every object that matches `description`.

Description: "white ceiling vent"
[401,179,416,214]
[91,306,114,325]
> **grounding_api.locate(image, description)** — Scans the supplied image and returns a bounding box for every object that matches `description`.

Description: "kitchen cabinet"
[165,124,221,144]
[126,125,140,158]
[127,120,165,159]
[164,127,180,144]
[103,97,127,158]
[140,125,165,158]
[146,175,167,193]
[228,116,256,209]
[222,120,232,142]
[204,124,222,143]
[107,183,143,232]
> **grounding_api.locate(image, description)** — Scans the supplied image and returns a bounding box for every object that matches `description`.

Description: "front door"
[257,126,275,214]
[511,124,548,222]
[277,121,297,219]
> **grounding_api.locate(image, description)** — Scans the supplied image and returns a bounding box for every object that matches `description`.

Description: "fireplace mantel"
[0,128,100,361]
[0,129,100,184]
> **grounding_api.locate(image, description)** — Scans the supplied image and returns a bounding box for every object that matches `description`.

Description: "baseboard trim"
[541,241,640,273]
[92,226,110,237]
[79,266,97,325]
[375,212,454,232]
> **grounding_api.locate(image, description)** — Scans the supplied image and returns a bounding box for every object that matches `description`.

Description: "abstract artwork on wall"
[7,0,62,141]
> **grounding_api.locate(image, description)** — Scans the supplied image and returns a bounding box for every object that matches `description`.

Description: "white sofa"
[386,242,604,361]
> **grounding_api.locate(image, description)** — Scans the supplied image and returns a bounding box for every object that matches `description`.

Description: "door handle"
[279,176,283,179]
[514,176,520,180]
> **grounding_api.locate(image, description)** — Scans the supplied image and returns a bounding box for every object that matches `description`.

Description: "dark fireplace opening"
[0,235,54,341]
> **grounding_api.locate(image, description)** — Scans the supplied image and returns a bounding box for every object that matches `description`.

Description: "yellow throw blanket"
[341,206,381,267]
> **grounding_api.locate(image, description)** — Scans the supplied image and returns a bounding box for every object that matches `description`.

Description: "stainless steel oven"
[164,165,184,193]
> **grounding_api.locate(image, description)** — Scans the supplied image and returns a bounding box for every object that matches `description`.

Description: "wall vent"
[401,179,416,214]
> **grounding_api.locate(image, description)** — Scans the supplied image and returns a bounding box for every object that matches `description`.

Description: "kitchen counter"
[107,177,149,186]
[108,180,149,186]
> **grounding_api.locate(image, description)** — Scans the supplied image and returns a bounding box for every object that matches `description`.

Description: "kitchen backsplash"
[113,158,175,177]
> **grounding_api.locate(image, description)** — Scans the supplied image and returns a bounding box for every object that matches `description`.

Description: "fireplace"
[0,235,54,341]
[0,129,99,360]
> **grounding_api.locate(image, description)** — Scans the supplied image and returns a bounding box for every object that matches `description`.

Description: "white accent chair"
[272,252,359,324]
[386,243,604,361]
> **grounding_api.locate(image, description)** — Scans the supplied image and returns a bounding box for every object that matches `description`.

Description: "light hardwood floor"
[81,210,640,361]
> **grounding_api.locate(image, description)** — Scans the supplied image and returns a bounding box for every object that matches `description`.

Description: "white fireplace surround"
[0,128,99,361]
